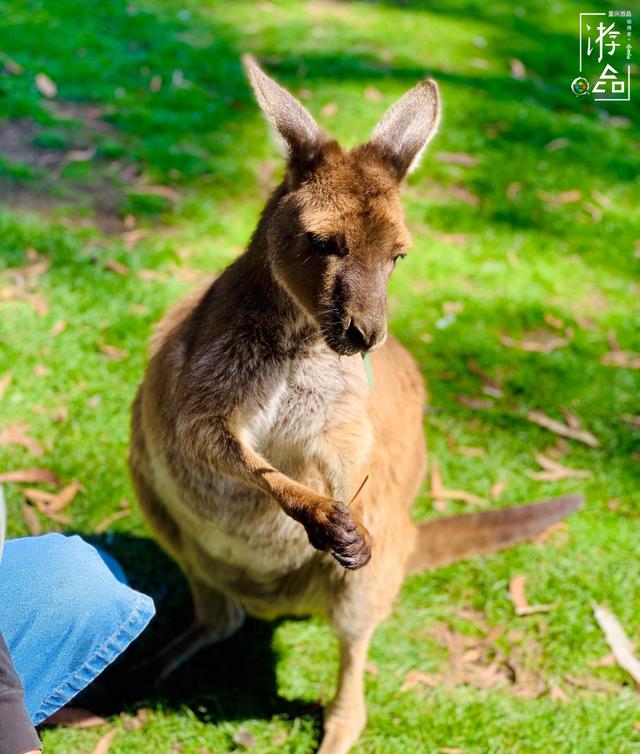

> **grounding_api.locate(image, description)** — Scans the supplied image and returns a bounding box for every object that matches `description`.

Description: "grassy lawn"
[1,0,639,751]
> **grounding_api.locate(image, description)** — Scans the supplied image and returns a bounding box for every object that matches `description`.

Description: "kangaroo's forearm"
[177,416,331,522]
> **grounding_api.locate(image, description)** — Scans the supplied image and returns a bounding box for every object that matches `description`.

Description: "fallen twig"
[593,604,640,685]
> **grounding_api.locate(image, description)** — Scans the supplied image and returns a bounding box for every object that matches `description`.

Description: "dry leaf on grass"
[50,320,67,336]
[545,138,569,152]
[506,181,521,200]
[601,350,640,369]
[501,329,570,354]
[139,184,180,202]
[95,509,131,533]
[21,504,42,535]
[271,730,289,746]
[24,500,69,525]
[458,446,485,458]
[531,521,569,544]
[544,437,570,459]
[620,414,640,429]
[1,251,50,315]
[363,85,383,102]
[104,259,130,276]
[0,422,43,456]
[0,468,60,484]
[2,249,50,282]
[92,729,118,754]
[233,728,256,747]
[0,287,48,316]
[137,268,165,282]
[456,395,493,410]
[435,152,479,167]
[508,574,555,616]
[409,621,544,696]
[506,655,547,699]
[537,189,582,206]
[400,670,439,692]
[526,453,592,482]
[440,749,466,754]
[120,707,150,731]
[593,604,640,685]
[582,201,602,222]
[564,674,621,694]
[544,312,565,330]
[35,72,57,98]
[432,231,470,247]
[490,480,506,502]
[44,707,107,728]
[24,481,82,512]
[588,653,616,668]
[0,372,12,400]
[575,315,597,330]
[549,683,569,702]
[467,360,503,398]
[320,102,339,118]
[448,185,480,206]
[470,56,490,69]
[510,58,526,79]
[122,229,148,250]
[32,405,68,422]
[526,410,599,447]
[97,340,129,361]
[1,54,23,75]
[65,147,95,164]
[430,460,483,505]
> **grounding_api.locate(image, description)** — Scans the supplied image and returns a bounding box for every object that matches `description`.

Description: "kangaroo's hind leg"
[153,574,245,681]
[317,624,376,754]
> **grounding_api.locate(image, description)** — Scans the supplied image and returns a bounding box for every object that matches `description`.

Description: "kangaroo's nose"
[344,317,381,352]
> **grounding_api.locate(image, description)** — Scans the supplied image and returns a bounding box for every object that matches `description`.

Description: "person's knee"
[18,534,152,642]
[0,533,155,726]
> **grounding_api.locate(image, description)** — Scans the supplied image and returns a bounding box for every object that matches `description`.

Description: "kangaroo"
[129,56,582,754]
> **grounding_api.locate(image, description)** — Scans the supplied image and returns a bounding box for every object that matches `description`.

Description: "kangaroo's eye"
[393,252,407,266]
[307,232,346,257]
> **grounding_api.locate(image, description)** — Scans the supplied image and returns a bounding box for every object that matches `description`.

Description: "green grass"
[1,0,639,752]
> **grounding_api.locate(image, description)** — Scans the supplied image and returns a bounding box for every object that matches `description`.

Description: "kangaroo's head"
[244,55,440,356]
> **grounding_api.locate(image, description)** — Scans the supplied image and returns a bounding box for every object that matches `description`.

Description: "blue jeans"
[0,533,155,725]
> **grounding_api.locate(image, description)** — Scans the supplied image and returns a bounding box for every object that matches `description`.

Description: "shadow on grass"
[70,533,319,729]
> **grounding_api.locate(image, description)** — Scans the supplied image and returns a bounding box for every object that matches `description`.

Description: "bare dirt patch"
[0,112,140,233]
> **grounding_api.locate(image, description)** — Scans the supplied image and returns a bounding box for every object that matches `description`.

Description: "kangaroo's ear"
[243,54,329,161]
[369,79,441,179]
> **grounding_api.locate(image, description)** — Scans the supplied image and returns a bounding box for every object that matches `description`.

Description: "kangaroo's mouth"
[318,315,372,357]
[323,328,365,356]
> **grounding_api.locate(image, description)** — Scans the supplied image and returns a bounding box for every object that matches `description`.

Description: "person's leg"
[0,533,155,725]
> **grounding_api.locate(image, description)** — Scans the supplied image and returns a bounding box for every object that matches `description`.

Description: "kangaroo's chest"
[246,351,349,464]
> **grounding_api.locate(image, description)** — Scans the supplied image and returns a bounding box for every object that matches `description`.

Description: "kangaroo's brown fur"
[129,57,581,754]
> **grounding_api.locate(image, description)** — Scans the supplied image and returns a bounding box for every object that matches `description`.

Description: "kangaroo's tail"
[406,494,583,574]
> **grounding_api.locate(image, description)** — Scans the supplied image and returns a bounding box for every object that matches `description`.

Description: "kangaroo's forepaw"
[305,501,372,570]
